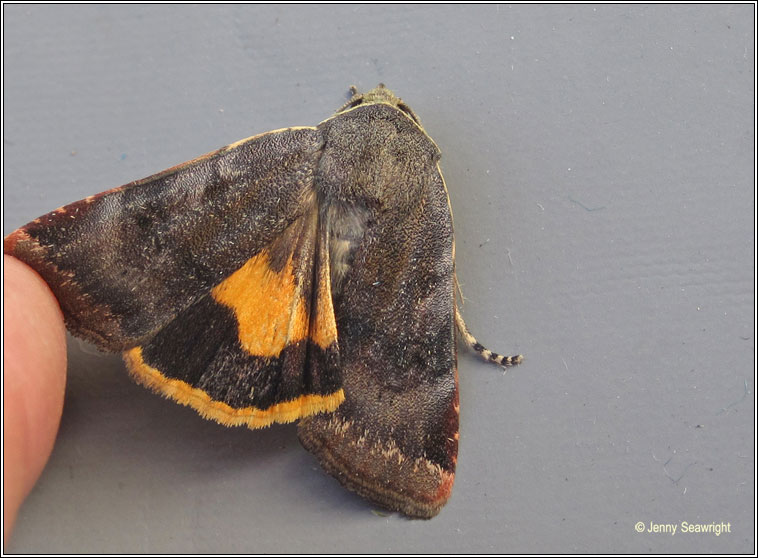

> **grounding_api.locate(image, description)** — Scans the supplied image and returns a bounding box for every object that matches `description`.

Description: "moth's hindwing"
[124,200,343,427]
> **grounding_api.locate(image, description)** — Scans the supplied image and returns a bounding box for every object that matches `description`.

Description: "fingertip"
[3,255,67,540]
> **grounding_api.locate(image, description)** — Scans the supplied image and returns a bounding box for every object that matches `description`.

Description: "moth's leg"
[454,305,523,368]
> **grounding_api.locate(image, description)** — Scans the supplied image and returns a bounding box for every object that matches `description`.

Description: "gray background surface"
[3,4,754,553]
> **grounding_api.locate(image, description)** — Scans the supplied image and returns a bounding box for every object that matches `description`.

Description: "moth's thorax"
[316,102,441,212]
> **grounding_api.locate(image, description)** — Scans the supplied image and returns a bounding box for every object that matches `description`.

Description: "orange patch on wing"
[212,246,338,357]
[123,346,345,428]
[310,246,338,349]
[211,249,309,357]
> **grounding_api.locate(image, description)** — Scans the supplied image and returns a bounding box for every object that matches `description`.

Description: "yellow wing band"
[124,346,344,429]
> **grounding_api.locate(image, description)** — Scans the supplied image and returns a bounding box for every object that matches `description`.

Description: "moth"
[4,85,522,518]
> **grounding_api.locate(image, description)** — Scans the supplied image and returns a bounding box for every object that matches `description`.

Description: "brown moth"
[4,85,522,518]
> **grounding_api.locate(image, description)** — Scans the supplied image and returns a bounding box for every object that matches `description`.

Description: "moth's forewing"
[298,100,459,518]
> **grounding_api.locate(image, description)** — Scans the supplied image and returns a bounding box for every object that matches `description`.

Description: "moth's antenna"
[455,306,523,369]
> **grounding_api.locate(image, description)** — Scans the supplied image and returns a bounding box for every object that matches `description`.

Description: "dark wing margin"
[4,127,324,351]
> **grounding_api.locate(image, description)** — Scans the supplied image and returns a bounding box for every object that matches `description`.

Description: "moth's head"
[336,84,422,126]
